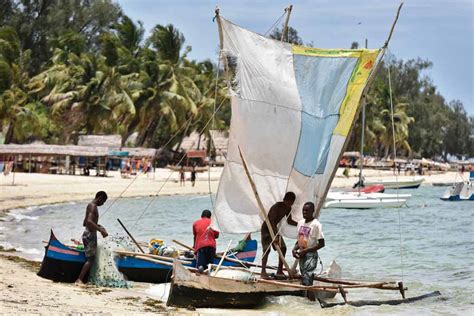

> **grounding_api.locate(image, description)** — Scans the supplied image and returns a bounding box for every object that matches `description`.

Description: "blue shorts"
[196,246,216,270]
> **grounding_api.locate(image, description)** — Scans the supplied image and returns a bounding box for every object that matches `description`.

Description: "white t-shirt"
[296,218,324,249]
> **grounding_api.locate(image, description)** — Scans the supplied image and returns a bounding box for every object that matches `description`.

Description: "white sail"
[212,18,380,237]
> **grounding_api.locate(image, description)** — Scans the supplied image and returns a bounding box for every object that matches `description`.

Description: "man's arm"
[300,238,325,255]
[287,213,297,226]
[85,205,102,232]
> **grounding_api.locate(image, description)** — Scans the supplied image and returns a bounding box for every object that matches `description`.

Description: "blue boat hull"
[116,240,258,284]
[37,230,86,283]
[38,230,258,284]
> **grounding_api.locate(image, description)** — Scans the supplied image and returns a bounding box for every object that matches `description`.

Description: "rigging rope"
[130,97,228,230]
[388,63,405,282]
[207,53,222,210]
[263,9,287,37]
[101,115,194,219]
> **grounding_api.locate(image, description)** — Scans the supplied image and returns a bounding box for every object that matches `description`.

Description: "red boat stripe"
[48,245,80,256]
[235,251,257,259]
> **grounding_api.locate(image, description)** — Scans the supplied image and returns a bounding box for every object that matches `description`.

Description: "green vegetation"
[0,1,472,159]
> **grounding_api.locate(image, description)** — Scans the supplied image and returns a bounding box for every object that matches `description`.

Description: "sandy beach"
[0,168,463,314]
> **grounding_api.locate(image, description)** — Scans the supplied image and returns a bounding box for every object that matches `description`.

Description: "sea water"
[0,186,472,315]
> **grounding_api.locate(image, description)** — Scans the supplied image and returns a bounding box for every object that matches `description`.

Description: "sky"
[116,0,473,115]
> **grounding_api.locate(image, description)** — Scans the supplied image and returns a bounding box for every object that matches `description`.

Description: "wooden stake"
[281,5,293,42]
[117,218,145,253]
[213,240,232,276]
[238,146,294,278]
[339,285,348,303]
[398,281,406,299]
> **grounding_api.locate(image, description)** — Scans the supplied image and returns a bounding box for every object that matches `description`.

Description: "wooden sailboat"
[164,4,434,308]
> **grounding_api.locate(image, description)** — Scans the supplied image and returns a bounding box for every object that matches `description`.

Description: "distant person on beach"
[193,210,219,272]
[191,167,196,187]
[179,166,185,186]
[75,191,108,284]
[292,201,325,301]
[261,192,297,280]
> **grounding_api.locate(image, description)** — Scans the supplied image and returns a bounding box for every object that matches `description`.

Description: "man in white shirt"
[292,201,325,301]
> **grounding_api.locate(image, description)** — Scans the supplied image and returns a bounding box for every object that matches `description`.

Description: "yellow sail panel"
[333,50,380,136]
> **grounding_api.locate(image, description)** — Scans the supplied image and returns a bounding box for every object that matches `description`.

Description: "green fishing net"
[89,235,135,288]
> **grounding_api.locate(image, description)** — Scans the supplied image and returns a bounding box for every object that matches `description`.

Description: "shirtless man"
[75,191,108,284]
[261,192,297,279]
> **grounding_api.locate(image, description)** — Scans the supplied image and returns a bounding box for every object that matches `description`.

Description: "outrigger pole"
[238,146,294,278]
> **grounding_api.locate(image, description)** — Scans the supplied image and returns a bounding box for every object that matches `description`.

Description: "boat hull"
[363,178,424,189]
[167,261,336,309]
[37,230,86,283]
[116,240,258,284]
[325,199,406,209]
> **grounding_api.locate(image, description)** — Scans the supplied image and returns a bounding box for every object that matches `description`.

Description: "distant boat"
[440,171,474,201]
[325,198,407,209]
[362,177,425,189]
[325,191,409,209]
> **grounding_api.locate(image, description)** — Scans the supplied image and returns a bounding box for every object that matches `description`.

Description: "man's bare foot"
[261,273,271,280]
[274,273,287,280]
[75,279,85,285]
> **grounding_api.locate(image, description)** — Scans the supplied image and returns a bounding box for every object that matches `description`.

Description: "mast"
[358,39,368,195]
[281,5,293,42]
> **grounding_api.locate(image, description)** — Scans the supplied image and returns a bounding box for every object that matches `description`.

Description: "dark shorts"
[196,246,216,270]
[82,229,97,258]
[300,251,318,286]
[261,225,286,256]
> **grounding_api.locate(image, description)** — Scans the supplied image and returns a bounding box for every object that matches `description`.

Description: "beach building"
[0,135,156,176]
[176,130,228,166]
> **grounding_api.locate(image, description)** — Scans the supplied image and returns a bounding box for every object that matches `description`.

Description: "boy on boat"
[292,201,325,301]
[261,192,297,279]
[193,209,219,272]
[75,191,109,284]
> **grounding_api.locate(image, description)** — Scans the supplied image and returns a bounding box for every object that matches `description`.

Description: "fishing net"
[89,235,136,288]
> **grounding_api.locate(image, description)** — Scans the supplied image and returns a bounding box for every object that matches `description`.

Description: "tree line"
[1,1,472,160]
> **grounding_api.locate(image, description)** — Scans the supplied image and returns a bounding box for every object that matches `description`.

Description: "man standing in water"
[75,191,108,284]
[261,192,297,279]
[292,201,325,301]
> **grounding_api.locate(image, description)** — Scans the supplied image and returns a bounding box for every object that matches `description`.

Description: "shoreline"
[0,168,460,216]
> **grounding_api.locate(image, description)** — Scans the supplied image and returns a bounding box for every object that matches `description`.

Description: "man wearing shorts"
[75,191,108,284]
[292,201,325,301]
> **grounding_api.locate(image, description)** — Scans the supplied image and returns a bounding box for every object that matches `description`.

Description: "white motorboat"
[325,198,407,209]
[362,177,425,189]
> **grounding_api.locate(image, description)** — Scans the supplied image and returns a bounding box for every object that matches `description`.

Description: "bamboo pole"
[281,5,293,42]
[213,240,232,276]
[172,239,193,251]
[171,238,283,271]
[258,278,405,292]
[238,146,294,278]
[117,218,145,253]
[114,250,193,262]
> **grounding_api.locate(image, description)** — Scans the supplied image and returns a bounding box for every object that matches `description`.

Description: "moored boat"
[37,230,86,282]
[362,177,425,189]
[167,260,340,308]
[325,198,407,209]
[38,230,258,284]
[114,240,258,283]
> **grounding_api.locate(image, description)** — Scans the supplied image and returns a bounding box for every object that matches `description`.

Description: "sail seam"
[225,159,290,180]
[236,96,341,120]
